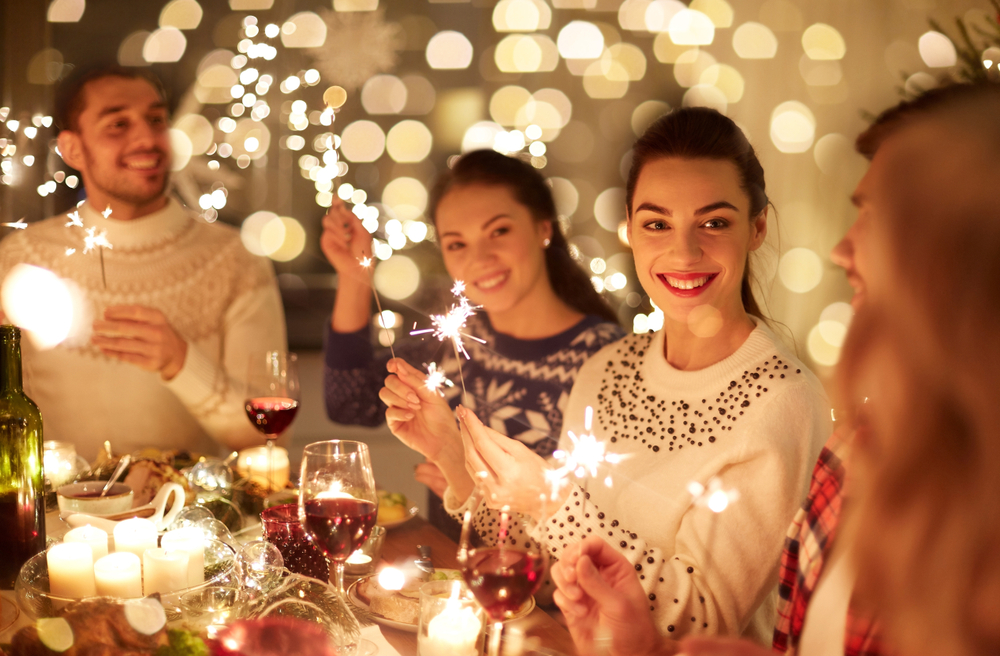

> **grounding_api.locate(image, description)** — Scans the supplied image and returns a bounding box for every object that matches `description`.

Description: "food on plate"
[124,459,193,506]
[9,596,205,656]
[376,491,410,524]
[355,570,462,624]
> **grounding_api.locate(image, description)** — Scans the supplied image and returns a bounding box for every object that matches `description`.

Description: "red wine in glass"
[462,547,545,618]
[245,397,299,436]
[302,497,378,561]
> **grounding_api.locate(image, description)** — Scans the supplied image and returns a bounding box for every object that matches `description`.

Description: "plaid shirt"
[773,428,890,656]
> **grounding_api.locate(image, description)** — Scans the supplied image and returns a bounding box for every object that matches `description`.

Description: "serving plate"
[346,573,534,633]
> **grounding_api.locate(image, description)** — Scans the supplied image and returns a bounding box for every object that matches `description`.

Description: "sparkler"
[64,208,113,288]
[358,255,395,360]
[409,281,485,400]
[547,406,622,515]
[423,362,454,396]
[1,219,26,229]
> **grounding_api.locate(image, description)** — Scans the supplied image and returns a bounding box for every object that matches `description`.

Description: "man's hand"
[92,305,188,380]
[552,537,672,656]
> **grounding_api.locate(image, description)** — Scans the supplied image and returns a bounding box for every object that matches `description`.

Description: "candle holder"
[14,539,237,621]
[344,525,385,579]
[417,580,486,656]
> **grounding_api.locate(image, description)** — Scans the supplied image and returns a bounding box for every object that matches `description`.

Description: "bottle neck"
[0,334,23,394]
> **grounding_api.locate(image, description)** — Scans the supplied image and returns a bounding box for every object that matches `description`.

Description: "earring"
[543,238,551,248]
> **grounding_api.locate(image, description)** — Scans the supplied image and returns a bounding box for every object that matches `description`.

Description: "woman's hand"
[455,405,555,521]
[380,358,460,462]
[320,199,372,276]
[552,537,672,656]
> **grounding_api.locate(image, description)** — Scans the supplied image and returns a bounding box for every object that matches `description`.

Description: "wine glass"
[245,351,299,492]
[457,491,547,656]
[298,441,378,596]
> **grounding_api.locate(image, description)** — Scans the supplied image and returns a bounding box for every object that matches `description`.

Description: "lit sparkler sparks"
[423,362,454,396]
[410,281,484,400]
[687,477,739,514]
[101,205,112,218]
[82,226,112,254]
[65,211,83,228]
[547,406,623,513]
[2,219,27,230]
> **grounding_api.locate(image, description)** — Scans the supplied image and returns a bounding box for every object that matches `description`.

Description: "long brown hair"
[429,150,618,324]
[625,107,770,319]
[839,83,1000,656]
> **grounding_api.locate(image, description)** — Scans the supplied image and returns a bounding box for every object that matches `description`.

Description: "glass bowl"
[15,539,237,620]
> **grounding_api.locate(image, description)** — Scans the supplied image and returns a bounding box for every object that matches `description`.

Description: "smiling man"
[0,65,286,459]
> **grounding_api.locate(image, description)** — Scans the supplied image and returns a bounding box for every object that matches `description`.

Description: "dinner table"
[0,512,576,656]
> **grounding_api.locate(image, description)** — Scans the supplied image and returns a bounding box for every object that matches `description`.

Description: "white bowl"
[57,482,134,516]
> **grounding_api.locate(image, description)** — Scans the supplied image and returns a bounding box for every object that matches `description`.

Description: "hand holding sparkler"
[381,357,462,460]
[547,406,624,515]
[552,536,667,656]
[410,282,485,400]
[456,404,551,521]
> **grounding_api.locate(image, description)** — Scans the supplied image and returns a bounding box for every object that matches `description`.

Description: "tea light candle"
[63,525,109,562]
[94,552,142,598]
[160,527,205,588]
[235,446,290,490]
[47,543,97,598]
[113,518,158,561]
[143,548,190,596]
[421,603,483,656]
[43,441,79,487]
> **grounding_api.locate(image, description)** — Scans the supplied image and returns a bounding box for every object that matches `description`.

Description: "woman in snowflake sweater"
[321,150,623,535]
[450,108,831,642]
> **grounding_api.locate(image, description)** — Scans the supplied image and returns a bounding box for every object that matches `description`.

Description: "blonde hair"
[839,85,1000,656]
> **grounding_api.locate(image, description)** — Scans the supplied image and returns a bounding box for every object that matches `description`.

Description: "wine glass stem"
[265,439,274,492]
[488,620,503,656]
[331,559,346,596]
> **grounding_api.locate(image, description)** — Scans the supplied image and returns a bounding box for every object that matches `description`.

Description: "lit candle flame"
[377,566,405,591]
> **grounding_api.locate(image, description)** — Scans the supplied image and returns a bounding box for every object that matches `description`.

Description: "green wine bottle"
[0,326,45,589]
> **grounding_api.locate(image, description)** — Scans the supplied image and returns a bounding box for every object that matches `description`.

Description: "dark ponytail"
[429,150,619,325]
[626,107,770,320]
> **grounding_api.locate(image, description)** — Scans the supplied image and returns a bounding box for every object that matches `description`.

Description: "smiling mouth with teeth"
[657,273,718,294]
[475,271,509,291]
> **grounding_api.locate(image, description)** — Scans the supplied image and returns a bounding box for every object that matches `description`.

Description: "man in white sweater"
[0,65,286,459]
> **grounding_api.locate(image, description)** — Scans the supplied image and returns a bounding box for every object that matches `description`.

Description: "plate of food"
[347,570,535,633]
[375,490,418,529]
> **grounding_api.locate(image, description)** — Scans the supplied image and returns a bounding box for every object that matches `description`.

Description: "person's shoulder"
[579,331,653,373]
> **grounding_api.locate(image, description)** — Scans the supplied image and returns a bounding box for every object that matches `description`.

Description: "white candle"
[113,518,158,561]
[143,548,190,596]
[63,525,109,562]
[94,552,142,598]
[419,603,483,656]
[43,441,79,487]
[47,543,97,599]
[160,527,205,588]
[235,446,290,489]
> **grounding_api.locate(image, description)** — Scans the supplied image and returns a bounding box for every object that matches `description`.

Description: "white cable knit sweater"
[0,199,287,459]
[448,321,830,643]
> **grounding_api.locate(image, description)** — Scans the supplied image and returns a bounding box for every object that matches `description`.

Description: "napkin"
[361,624,402,656]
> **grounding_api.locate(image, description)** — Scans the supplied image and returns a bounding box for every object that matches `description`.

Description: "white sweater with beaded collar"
[541,321,830,643]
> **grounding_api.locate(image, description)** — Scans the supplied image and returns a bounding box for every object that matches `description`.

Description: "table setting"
[0,350,573,656]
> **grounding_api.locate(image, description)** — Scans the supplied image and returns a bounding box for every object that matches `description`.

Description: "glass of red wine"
[298,440,378,597]
[457,492,547,656]
[245,351,299,492]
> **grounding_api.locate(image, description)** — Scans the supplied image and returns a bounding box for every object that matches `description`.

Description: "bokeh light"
[807,323,840,366]
[557,21,604,59]
[683,85,728,113]
[495,35,559,73]
[386,120,433,162]
[168,129,192,171]
[594,188,626,232]
[669,9,715,46]
[281,12,327,48]
[700,64,745,103]
[690,0,733,28]
[631,100,670,135]
[490,86,532,126]
[549,177,579,217]
[172,114,214,155]
[733,22,778,59]
[382,177,428,221]
[374,255,421,300]
[674,49,716,87]
[361,75,407,114]
[143,27,187,62]
[159,0,203,29]
[492,0,551,32]
[778,247,823,293]
[644,0,685,33]
[426,31,474,69]
[918,31,956,68]
[1,265,78,350]
[802,23,846,60]
[818,301,852,347]
[770,101,816,153]
[340,121,386,162]
[48,0,86,22]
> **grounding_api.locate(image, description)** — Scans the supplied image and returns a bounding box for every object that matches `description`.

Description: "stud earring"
[543,238,551,248]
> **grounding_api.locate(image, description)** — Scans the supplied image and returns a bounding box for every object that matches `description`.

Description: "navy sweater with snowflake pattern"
[323,314,623,456]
